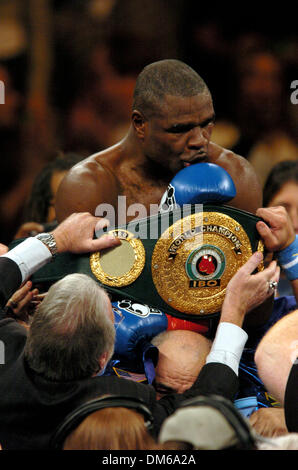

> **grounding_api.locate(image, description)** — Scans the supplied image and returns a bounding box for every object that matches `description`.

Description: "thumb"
[256,220,278,252]
[256,220,272,240]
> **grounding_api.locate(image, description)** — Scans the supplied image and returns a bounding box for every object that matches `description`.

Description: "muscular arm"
[209,142,263,214]
[55,160,119,223]
[228,153,263,214]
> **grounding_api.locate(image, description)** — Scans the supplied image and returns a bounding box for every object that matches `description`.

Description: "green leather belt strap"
[11,204,264,321]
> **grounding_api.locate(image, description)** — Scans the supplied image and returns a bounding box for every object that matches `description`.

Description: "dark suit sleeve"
[186,362,239,400]
[0,257,22,309]
[152,362,238,435]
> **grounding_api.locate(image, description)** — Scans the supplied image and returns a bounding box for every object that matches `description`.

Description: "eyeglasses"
[152,379,177,397]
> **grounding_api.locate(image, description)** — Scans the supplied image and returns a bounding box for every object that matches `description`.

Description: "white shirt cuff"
[2,237,52,283]
[206,322,248,376]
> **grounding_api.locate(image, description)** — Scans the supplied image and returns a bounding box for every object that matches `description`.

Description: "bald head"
[151,330,212,399]
[133,59,210,119]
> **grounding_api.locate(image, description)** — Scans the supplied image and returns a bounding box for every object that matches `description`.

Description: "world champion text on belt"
[168,223,243,260]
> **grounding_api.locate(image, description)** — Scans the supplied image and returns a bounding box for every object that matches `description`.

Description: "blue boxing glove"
[112,299,168,383]
[159,162,236,212]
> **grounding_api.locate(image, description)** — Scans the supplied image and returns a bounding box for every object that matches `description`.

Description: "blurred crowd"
[0,0,297,244]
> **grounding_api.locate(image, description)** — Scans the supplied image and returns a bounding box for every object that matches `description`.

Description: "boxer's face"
[142,93,215,176]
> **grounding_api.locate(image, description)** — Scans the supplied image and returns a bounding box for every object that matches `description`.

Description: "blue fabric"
[234,396,258,418]
[278,235,298,280]
[142,342,159,384]
[171,162,236,206]
[278,276,294,297]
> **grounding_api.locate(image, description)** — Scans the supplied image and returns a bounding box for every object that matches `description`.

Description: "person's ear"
[132,110,147,140]
[98,351,109,371]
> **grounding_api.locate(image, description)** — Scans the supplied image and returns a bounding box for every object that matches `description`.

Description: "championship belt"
[26,204,264,321]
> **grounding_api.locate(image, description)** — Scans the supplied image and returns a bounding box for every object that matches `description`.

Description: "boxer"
[55,59,262,224]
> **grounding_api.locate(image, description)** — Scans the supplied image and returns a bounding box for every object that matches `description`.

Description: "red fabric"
[166,314,209,334]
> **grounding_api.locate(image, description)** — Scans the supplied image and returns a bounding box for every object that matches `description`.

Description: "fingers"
[0,243,8,255]
[224,251,264,296]
[89,234,121,252]
[249,410,258,427]
[94,217,110,233]
[7,281,32,306]
[249,408,288,438]
[256,259,280,283]
[256,219,283,253]
[265,259,278,277]
[256,220,273,241]
[53,213,116,253]
[238,251,264,275]
[256,207,295,251]
[54,212,122,254]
[32,292,47,301]
[248,260,280,309]
[6,281,39,315]
[256,206,285,225]
[256,207,272,222]
[16,289,38,313]
[270,264,281,285]
[225,253,280,316]
[29,292,47,309]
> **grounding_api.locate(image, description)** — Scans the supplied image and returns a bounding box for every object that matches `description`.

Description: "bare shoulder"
[55,154,119,222]
[209,141,256,176]
[209,142,263,214]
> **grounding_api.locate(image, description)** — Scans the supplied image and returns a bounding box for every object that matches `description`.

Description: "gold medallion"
[151,211,263,316]
[90,230,146,287]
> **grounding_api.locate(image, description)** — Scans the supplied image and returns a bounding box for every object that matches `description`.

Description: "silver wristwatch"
[35,233,58,258]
